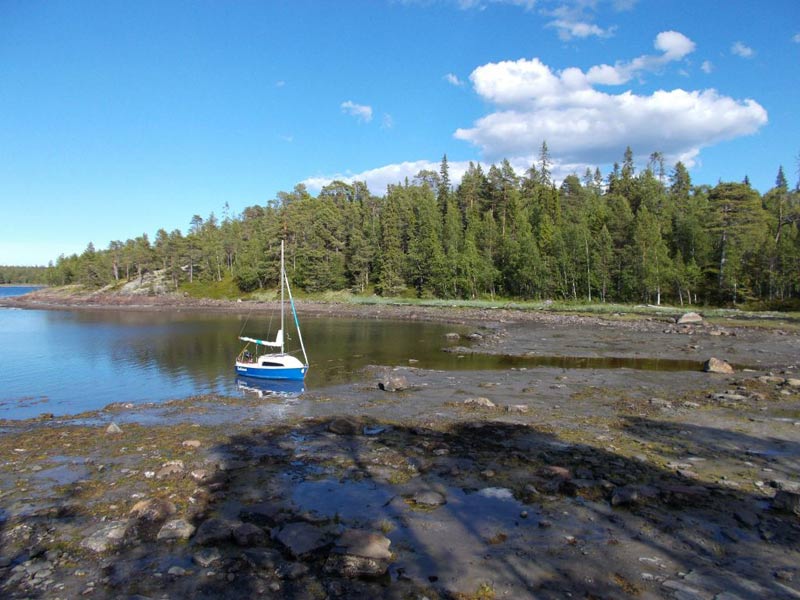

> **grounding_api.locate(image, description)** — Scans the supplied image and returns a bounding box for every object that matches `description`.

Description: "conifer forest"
[39,146,800,307]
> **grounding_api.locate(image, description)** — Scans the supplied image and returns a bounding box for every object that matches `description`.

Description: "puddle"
[291,479,396,521]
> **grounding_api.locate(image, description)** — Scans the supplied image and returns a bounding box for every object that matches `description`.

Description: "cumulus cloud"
[445,73,465,86]
[340,100,373,123]
[454,32,768,167]
[731,41,754,58]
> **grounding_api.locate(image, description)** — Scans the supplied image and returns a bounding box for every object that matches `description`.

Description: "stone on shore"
[157,519,196,541]
[377,374,408,392]
[80,521,131,553]
[677,312,703,325]
[193,518,234,546]
[327,417,360,435]
[463,397,496,409]
[129,498,176,523]
[233,522,268,547]
[703,357,734,374]
[274,522,328,558]
[324,530,392,578]
[772,491,800,516]
[106,422,123,435]
[411,490,447,507]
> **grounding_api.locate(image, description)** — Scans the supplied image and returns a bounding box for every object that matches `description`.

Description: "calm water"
[0,286,42,297]
[0,306,473,419]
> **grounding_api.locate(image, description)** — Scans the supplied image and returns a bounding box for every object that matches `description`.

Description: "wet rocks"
[274,522,329,558]
[193,518,234,546]
[324,529,392,578]
[233,522,268,547]
[193,547,222,568]
[703,357,734,374]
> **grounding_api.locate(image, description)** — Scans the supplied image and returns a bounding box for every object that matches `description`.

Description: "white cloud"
[794,33,800,43]
[445,73,465,86]
[731,41,754,58]
[453,34,768,168]
[701,60,713,74]
[340,100,373,123]
[549,19,615,41]
[381,113,394,129]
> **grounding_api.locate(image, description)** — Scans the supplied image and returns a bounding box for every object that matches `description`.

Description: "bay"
[0,306,469,420]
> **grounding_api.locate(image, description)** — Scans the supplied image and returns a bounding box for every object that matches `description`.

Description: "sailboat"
[235,240,309,381]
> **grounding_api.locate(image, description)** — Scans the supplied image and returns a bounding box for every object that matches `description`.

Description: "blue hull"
[235,364,307,381]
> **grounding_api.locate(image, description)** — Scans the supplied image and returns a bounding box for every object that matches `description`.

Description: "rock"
[168,566,186,576]
[505,404,530,413]
[758,375,786,385]
[242,548,281,570]
[240,502,286,527]
[411,490,446,507]
[444,332,461,341]
[677,312,703,325]
[106,422,123,434]
[734,509,760,528]
[233,522,267,547]
[129,498,176,523]
[157,519,196,541]
[193,547,222,568]
[772,490,800,515]
[276,561,310,580]
[703,357,734,374]
[324,554,389,578]
[80,521,131,553]
[182,440,201,449]
[649,398,673,409]
[540,465,572,480]
[377,374,408,392]
[156,460,185,479]
[463,397,496,409]
[333,529,392,560]
[193,518,234,546]
[785,378,800,388]
[328,418,360,435]
[274,522,328,558]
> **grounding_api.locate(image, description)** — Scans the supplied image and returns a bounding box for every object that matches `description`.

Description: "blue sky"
[1,0,798,266]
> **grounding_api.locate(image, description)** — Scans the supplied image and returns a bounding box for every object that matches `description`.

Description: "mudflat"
[1,291,799,598]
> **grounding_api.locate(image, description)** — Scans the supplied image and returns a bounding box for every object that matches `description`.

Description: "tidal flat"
[1,299,799,599]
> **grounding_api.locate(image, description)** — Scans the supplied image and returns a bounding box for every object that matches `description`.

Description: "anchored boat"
[235,240,309,381]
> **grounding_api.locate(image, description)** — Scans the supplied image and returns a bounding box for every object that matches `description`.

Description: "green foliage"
[0,265,48,284]
[28,146,800,308]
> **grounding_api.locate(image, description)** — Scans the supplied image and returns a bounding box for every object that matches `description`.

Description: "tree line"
[44,145,800,307]
[0,265,48,284]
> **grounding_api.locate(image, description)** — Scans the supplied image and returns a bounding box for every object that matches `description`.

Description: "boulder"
[377,374,408,392]
[703,357,734,374]
[677,312,703,325]
[106,422,123,435]
[463,397,496,409]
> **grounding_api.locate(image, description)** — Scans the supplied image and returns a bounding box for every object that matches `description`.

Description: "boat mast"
[280,239,285,355]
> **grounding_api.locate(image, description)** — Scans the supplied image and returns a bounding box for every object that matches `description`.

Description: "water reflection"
[236,377,305,398]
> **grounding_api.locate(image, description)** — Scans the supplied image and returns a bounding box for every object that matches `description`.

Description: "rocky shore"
[2,291,800,598]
